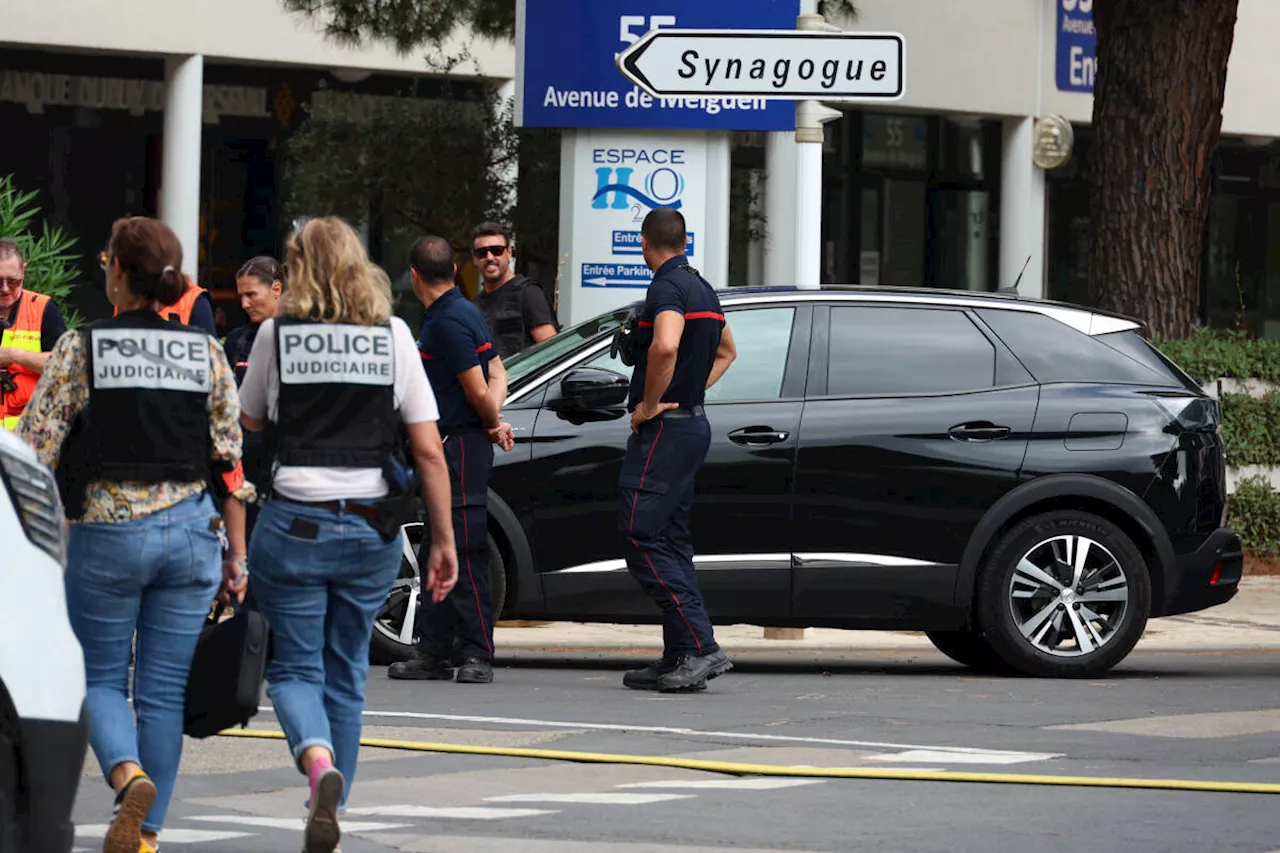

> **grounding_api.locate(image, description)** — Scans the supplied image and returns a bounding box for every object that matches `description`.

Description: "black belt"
[658,404,705,420]
[276,497,381,523]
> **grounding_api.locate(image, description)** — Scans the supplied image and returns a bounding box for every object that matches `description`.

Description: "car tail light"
[1209,561,1223,585]
[0,445,67,567]
[1147,393,1220,433]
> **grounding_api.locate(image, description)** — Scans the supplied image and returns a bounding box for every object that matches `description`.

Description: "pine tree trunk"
[1089,0,1238,338]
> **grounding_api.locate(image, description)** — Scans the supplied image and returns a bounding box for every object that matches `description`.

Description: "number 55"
[618,14,676,57]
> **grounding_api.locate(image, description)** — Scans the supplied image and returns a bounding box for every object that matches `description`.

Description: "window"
[585,306,796,402]
[977,309,1176,386]
[827,306,995,396]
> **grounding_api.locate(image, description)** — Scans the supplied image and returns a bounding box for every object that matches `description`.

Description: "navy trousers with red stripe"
[418,429,495,662]
[619,413,720,661]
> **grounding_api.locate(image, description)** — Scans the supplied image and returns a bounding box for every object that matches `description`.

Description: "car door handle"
[729,426,790,445]
[949,422,1012,442]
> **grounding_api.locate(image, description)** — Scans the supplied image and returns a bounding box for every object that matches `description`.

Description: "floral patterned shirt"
[16,326,256,523]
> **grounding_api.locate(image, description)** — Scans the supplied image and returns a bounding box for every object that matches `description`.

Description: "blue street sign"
[581,261,654,289]
[517,0,799,130]
[611,230,695,256]
[1055,0,1096,93]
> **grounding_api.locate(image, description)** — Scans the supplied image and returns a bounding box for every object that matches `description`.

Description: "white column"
[998,116,1047,298]
[703,132,732,289]
[793,123,824,290]
[160,55,204,280]
[763,131,797,287]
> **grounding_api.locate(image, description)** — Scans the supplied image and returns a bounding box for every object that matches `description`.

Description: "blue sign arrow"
[581,262,653,288]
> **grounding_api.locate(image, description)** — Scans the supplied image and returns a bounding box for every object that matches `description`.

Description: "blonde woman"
[238,217,457,853]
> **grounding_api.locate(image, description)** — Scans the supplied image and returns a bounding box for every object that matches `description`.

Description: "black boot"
[388,653,453,681]
[456,657,494,684]
[623,659,706,691]
[656,651,733,693]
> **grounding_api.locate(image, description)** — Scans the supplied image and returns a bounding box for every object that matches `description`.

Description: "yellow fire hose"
[216,728,1280,796]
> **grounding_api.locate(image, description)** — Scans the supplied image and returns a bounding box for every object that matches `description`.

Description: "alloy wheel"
[1008,533,1130,657]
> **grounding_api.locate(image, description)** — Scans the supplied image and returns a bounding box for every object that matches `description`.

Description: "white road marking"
[485,793,697,805]
[345,805,558,820]
[617,778,825,790]
[257,706,1063,763]
[76,826,253,843]
[866,749,1058,765]
[184,815,410,832]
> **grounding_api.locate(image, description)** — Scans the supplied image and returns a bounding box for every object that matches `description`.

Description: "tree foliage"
[0,174,85,328]
[284,0,857,52]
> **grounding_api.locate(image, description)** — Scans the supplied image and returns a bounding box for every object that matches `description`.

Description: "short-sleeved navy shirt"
[627,255,725,411]
[417,286,496,430]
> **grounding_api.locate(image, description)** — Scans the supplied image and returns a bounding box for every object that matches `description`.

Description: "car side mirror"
[559,368,629,410]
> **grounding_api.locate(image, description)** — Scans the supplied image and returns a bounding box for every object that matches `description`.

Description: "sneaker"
[656,651,733,693]
[104,770,156,853]
[623,659,706,691]
[387,653,453,681]
[455,657,494,684]
[303,764,344,853]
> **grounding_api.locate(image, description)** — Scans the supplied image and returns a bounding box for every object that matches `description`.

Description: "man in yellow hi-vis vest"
[0,239,69,430]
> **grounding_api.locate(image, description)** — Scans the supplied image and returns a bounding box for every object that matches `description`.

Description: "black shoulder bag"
[183,601,272,738]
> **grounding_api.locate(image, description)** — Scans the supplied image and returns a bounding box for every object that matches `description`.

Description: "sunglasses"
[473,244,508,259]
[0,278,22,290]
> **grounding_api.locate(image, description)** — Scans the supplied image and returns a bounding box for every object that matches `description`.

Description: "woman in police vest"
[16,216,251,853]
[238,216,458,853]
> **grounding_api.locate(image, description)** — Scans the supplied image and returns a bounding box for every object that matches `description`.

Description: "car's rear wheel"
[977,510,1151,678]
[0,709,22,853]
[370,522,508,666]
[925,629,1015,673]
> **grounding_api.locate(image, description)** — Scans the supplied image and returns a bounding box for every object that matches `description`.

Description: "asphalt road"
[71,649,1280,853]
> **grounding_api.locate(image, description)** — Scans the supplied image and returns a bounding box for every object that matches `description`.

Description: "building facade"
[2,0,512,327]
[736,0,1280,338]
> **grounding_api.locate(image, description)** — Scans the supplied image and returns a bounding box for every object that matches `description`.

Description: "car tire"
[370,524,508,666]
[0,710,22,853]
[977,510,1151,678]
[925,629,1016,673]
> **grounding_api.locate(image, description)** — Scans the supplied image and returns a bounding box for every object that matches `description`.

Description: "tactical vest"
[57,312,214,516]
[477,276,545,360]
[272,317,398,468]
[1,290,50,430]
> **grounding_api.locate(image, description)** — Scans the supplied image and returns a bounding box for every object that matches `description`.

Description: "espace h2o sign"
[515,0,800,130]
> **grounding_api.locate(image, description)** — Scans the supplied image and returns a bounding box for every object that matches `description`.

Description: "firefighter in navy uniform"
[617,207,738,694]
[389,235,515,685]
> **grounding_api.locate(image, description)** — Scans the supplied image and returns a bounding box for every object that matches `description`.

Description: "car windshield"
[504,307,631,388]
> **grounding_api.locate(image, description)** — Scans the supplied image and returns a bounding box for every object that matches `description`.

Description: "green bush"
[1221,393,1280,467]
[1228,475,1280,555]
[0,174,84,328]
[1150,327,1280,383]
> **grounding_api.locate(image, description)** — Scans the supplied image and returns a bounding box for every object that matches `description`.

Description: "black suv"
[376,286,1242,678]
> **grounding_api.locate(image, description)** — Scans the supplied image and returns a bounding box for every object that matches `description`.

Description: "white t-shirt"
[239,316,440,502]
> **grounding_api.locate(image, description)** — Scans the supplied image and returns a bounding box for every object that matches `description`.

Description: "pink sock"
[308,756,333,789]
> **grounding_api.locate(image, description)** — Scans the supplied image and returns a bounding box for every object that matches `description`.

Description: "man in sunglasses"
[0,239,68,430]
[470,223,558,359]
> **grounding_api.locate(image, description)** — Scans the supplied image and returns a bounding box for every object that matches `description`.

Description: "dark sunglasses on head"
[473,245,508,259]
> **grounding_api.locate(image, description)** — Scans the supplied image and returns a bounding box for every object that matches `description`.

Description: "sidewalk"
[493,577,1280,654]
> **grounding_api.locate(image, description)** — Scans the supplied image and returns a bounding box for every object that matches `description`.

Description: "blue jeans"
[65,493,223,834]
[249,499,402,806]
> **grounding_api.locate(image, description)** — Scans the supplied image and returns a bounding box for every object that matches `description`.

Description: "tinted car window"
[827,306,996,396]
[1095,329,1200,391]
[506,308,628,388]
[977,309,1179,386]
[587,306,796,402]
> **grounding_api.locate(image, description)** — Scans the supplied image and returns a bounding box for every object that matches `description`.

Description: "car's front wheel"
[370,522,508,666]
[977,510,1151,678]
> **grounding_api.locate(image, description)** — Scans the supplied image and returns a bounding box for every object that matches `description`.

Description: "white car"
[0,428,87,853]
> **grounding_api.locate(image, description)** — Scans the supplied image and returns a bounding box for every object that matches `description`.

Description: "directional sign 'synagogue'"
[618,29,905,101]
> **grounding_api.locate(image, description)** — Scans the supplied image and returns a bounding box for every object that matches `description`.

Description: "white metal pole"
[763,132,797,287]
[160,55,204,280]
[794,110,824,290]
[998,116,1047,298]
